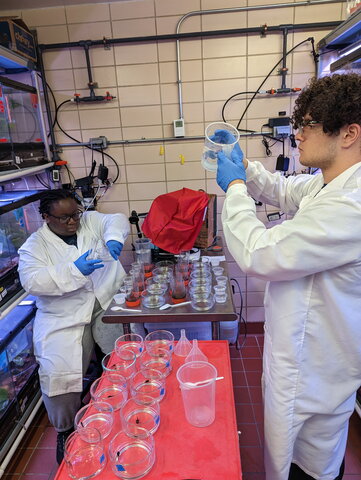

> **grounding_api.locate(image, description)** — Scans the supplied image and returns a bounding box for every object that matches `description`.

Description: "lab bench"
[102,260,238,341]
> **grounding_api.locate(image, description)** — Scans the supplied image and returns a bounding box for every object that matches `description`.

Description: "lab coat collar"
[40,222,80,246]
[319,161,361,194]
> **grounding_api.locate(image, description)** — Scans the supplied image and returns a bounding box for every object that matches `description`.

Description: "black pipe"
[281,26,289,90]
[38,21,341,51]
[36,46,60,161]
[80,41,96,99]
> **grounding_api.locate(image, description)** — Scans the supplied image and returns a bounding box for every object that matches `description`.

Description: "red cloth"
[142,188,209,254]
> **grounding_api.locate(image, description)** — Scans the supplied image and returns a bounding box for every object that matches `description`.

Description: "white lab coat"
[222,161,361,480]
[18,210,130,397]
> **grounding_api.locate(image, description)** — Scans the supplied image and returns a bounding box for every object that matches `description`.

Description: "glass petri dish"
[141,292,165,309]
[191,294,215,311]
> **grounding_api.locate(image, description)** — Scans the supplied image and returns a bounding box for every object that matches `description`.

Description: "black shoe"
[56,428,74,464]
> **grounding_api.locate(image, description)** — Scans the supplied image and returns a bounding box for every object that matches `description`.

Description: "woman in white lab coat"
[18,189,130,463]
[215,74,361,480]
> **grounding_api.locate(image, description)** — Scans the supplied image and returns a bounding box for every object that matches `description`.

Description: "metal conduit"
[57,131,268,148]
[175,0,344,118]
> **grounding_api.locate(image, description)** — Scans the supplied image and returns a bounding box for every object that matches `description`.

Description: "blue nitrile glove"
[106,240,123,260]
[74,250,104,276]
[216,150,247,193]
[212,129,244,161]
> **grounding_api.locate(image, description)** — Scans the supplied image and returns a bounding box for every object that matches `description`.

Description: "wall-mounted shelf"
[318,10,361,49]
[0,45,35,73]
[0,162,54,184]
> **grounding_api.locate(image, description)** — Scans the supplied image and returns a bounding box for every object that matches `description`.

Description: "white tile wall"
[3,0,345,322]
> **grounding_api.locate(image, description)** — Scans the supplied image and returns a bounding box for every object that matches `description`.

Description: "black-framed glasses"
[47,210,83,224]
[298,119,322,134]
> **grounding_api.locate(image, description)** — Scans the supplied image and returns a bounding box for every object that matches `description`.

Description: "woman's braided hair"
[39,189,81,218]
[292,73,361,135]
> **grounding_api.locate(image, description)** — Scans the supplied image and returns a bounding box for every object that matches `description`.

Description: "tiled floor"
[3,335,361,479]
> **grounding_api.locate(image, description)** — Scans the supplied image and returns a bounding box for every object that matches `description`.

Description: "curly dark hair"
[39,189,81,217]
[292,73,361,135]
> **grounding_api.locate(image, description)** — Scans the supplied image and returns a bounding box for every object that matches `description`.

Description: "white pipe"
[32,71,52,164]
[0,396,43,478]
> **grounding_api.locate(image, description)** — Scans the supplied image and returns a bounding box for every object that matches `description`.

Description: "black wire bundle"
[221,37,315,132]
[230,277,247,351]
[39,74,120,184]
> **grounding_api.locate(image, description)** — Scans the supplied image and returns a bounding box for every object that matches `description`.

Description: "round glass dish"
[142,291,165,309]
[190,294,215,311]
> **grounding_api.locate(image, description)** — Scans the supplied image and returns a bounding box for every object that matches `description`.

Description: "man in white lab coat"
[215,73,361,480]
[18,189,130,463]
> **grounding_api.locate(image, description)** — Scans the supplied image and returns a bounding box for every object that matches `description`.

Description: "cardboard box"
[0,17,37,63]
[194,192,217,249]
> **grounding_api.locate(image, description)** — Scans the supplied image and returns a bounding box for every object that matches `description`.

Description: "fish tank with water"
[0,190,44,308]
[0,299,40,461]
[0,75,48,171]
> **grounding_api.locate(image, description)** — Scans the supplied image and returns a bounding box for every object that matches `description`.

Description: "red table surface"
[54,340,242,480]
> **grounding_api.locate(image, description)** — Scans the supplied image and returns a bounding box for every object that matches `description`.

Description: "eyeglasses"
[298,119,322,135]
[47,210,83,224]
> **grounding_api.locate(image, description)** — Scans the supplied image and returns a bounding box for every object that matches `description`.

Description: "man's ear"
[341,123,361,148]
[43,213,50,224]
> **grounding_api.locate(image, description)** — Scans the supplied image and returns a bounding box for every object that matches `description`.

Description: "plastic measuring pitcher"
[201,121,240,172]
[176,361,217,427]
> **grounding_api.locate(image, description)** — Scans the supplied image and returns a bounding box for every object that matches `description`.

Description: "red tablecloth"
[54,340,242,480]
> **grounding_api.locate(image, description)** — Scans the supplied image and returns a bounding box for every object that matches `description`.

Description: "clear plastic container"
[88,240,115,262]
[141,290,165,309]
[102,350,137,379]
[155,260,174,269]
[139,349,172,377]
[129,368,165,403]
[212,266,224,277]
[134,238,153,277]
[121,396,160,437]
[74,401,114,441]
[213,284,227,304]
[90,375,128,411]
[145,330,174,354]
[176,361,217,427]
[189,284,212,297]
[202,121,240,172]
[113,293,126,304]
[115,333,144,358]
[216,275,228,286]
[65,428,106,480]
[190,293,215,311]
[108,429,155,479]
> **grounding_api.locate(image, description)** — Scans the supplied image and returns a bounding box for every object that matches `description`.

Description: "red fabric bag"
[141,188,209,254]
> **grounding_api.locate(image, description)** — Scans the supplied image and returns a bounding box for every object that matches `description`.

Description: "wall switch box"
[267,212,281,221]
[173,118,185,137]
[268,117,291,138]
